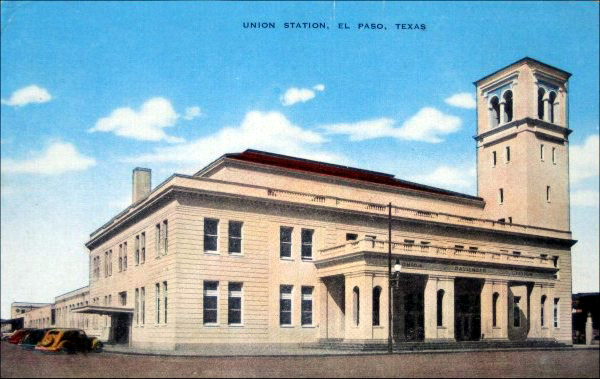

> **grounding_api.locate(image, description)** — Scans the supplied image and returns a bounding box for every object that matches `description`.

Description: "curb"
[101,345,599,358]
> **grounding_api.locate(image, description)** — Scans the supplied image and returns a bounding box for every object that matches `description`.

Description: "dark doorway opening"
[455,277,484,341]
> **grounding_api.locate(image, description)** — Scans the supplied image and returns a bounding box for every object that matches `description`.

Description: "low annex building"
[15,58,577,350]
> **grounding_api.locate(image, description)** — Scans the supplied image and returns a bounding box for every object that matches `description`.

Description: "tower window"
[546,186,551,202]
[540,144,544,161]
[505,146,510,162]
[549,91,557,123]
[538,88,545,120]
[499,188,504,204]
[503,90,513,123]
[552,147,556,164]
[492,151,497,167]
[490,96,500,128]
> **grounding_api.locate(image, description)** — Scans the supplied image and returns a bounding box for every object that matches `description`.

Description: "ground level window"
[301,286,313,326]
[228,283,242,325]
[280,285,293,326]
[203,281,219,324]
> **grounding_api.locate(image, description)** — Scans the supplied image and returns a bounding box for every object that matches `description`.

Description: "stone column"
[500,101,507,124]
[543,98,550,122]
[424,275,455,342]
[317,279,328,340]
[482,280,509,340]
[480,280,493,339]
[440,277,455,341]
[424,275,437,341]
[343,273,373,342]
[541,285,554,339]
[528,283,542,339]
[585,313,593,345]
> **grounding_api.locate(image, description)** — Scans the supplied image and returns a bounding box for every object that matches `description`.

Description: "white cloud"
[322,107,461,143]
[410,164,476,192]
[444,92,476,109]
[126,110,346,173]
[1,85,52,107]
[571,190,599,208]
[183,106,202,120]
[570,134,599,183]
[280,84,325,106]
[321,118,397,141]
[397,107,462,143]
[1,141,96,175]
[89,97,184,143]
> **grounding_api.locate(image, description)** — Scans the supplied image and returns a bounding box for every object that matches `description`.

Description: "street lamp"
[388,258,402,353]
[387,202,402,353]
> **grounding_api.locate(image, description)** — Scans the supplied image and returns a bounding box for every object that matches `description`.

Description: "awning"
[71,305,133,315]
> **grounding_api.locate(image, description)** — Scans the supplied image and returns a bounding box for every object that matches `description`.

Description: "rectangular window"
[492,151,497,166]
[156,223,161,257]
[140,287,145,325]
[109,250,113,276]
[135,289,139,325]
[228,221,243,254]
[546,186,551,202]
[228,282,243,325]
[301,286,313,326]
[104,251,109,277]
[135,235,140,265]
[499,188,504,204]
[506,146,511,162]
[301,229,314,260]
[204,218,219,252]
[513,296,521,327]
[163,281,168,324]
[141,232,146,263]
[163,220,168,255]
[119,291,127,306]
[123,242,127,270]
[346,233,358,241]
[108,294,112,305]
[540,144,545,160]
[156,283,160,324]
[280,227,293,259]
[553,298,559,328]
[203,281,219,324]
[280,285,293,326]
[119,244,123,272]
[552,147,556,164]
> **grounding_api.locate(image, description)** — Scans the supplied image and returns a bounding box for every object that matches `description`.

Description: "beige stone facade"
[15,58,576,350]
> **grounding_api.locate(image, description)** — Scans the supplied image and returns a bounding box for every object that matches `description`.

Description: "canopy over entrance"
[71,305,133,316]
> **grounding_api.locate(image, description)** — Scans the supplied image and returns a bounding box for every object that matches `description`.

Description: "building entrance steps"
[100,340,580,357]
[308,339,570,352]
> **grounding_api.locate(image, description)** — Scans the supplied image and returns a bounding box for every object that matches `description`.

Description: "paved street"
[1,342,598,378]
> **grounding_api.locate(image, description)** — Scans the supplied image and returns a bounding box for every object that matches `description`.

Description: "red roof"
[222,149,482,201]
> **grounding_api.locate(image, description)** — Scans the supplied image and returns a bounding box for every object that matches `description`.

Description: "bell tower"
[474,58,572,231]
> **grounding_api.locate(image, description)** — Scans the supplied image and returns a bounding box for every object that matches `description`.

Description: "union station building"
[19,58,576,350]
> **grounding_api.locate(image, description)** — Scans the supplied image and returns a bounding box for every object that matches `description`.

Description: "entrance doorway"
[112,313,131,345]
[454,278,483,341]
[393,274,426,341]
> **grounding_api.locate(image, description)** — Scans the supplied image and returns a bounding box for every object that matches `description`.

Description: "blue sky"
[1,1,598,319]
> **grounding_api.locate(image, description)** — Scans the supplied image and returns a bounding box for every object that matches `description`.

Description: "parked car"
[1,331,16,341]
[35,329,103,353]
[7,329,34,344]
[19,328,52,350]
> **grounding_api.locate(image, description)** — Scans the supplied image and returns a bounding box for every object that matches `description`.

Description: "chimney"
[132,168,151,204]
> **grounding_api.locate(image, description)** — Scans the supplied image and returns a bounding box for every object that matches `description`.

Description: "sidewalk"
[102,342,598,357]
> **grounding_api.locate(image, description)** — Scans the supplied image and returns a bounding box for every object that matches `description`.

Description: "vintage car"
[19,328,53,350]
[7,328,34,344]
[34,329,103,353]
